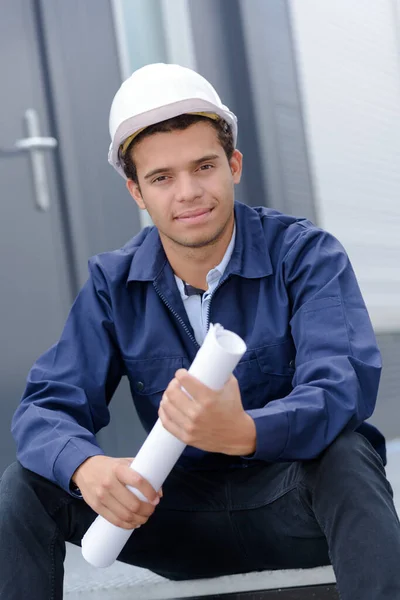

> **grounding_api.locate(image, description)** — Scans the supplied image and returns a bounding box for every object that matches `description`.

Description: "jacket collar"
[127,201,273,284]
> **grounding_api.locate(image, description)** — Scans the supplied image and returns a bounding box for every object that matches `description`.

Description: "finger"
[164,381,198,418]
[96,493,154,529]
[118,457,135,468]
[174,369,214,404]
[94,503,136,530]
[159,399,191,436]
[159,403,192,445]
[88,474,157,521]
[125,457,162,497]
[115,463,160,504]
[225,374,239,390]
[165,378,195,407]
[109,480,158,518]
[161,391,195,425]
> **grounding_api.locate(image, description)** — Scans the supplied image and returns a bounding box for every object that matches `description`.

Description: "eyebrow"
[144,154,221,181]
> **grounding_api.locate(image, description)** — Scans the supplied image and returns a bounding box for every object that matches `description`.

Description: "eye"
[152,175,169,184]
[198,164,214,171]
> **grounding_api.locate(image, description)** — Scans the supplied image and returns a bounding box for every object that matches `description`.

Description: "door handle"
[0,136,57,155]
[0,109,58,211]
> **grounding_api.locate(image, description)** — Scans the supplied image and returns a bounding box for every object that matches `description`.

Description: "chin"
[178,232,222,249]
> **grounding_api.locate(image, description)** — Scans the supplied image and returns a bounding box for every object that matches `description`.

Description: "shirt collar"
[127,202,273,284]
[175,224,236,297]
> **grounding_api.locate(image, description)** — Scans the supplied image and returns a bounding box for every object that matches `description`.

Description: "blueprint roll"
[81,323,247,567]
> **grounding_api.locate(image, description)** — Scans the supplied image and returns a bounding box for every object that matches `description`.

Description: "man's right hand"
[72,456,162,530]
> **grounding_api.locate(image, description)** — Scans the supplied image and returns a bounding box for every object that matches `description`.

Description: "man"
[0,63,399,600]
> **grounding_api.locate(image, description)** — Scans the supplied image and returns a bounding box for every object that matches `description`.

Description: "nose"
[175,173,202,203]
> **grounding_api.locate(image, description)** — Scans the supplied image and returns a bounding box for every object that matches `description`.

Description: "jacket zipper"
[153,282,200,348]
[205,274,232,333]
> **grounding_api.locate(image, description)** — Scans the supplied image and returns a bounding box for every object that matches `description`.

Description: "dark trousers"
[1,431,400,600]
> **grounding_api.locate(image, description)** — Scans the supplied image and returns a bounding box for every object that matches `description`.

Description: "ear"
[229,149,243,184]
[126,179,146,210]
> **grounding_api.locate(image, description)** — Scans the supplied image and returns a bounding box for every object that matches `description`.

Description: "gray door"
[0,0,74,473]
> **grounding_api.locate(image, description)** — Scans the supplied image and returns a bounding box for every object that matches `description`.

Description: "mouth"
[174,208,214,224]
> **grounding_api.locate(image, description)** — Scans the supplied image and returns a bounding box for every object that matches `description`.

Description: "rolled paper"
[81,323,247,567]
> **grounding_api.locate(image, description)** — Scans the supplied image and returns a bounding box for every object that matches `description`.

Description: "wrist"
[240,413,257,456]
[72,456,94,487]
[226,413,256,456]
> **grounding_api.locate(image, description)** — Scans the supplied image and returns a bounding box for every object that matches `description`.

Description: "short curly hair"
[121,113,235,184]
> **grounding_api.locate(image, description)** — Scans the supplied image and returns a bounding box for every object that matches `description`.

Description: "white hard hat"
[108,63,238,179]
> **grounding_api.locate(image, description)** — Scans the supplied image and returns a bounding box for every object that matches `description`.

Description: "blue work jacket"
[12,202,384,494]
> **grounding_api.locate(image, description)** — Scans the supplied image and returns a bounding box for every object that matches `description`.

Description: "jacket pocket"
[125,356,184,396]
[124,356,185,432]
[255,339,296,376]
[235,340,296,409]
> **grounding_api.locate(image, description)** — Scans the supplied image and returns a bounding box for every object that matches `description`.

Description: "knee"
[0,462,35,512]
[319,430,383,476]
[1,462,25,492]
[325,429,373,455]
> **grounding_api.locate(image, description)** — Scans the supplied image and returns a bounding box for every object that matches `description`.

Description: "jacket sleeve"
[245,226,382,462]
[11,258,124,493]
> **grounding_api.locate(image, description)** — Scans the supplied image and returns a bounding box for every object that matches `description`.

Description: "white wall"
[290,0,400,332]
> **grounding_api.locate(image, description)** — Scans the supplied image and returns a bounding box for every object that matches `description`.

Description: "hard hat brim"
[108,98,238,180]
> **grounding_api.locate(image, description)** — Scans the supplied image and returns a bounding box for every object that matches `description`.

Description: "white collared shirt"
[174,224,236,345]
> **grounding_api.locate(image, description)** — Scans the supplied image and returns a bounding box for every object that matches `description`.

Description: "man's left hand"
[158,369,256,456]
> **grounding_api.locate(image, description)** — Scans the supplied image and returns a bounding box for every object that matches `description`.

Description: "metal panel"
[0,0,73,473]
[38,0,143,288]
[187,0,267,208]
[160,0,197,70]
[110,0,167,229]
[37,0,148,456]
[238,0,317,219]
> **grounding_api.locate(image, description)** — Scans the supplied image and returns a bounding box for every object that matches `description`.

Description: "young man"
[1,63,399,599]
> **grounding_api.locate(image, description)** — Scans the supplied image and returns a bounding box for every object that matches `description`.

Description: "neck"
[161,217,234,290]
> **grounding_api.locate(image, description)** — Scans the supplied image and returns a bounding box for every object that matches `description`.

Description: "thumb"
[120,457,163,497]
[119,457,135,466]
